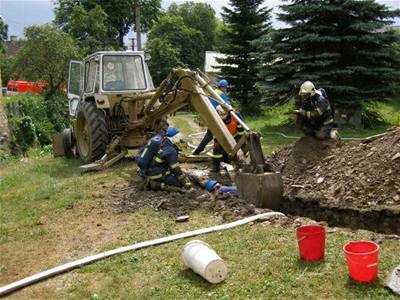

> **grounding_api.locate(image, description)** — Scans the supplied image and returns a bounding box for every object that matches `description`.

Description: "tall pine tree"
[218,0,271,115]
[259,0,400,108]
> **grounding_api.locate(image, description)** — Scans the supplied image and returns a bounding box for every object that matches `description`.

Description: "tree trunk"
[117,29,125,49]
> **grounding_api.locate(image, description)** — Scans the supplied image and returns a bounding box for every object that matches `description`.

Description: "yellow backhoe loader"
[53,51,283,209]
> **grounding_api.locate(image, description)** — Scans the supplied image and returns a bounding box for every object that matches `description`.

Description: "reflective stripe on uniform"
[316,108,323,115]
[212,154,223,158]
[306,111,311,119]
[234,131,244,137]
[170,162,179,169]
[323,118,334,125]
[140,147,148,158]
[154,156,164,163]
[147,173,163,180]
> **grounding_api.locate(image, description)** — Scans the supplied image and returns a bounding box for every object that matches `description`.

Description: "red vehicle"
[6,80,47,95]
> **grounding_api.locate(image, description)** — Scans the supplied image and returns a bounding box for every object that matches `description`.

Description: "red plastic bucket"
[343,241,379,283]
[296,225,325,261]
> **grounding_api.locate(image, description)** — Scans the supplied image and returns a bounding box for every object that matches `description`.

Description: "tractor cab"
[67,51,154,117]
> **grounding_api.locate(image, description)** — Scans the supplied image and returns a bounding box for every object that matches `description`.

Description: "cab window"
[102,55,146,91]
[85,59,98,93]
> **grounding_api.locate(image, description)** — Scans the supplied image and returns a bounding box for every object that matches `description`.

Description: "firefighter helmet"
[299,81,316,97]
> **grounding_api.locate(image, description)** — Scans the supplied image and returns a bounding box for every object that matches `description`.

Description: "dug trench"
[114,126,400,236]
[272,126,400,235]
[280,197,400,235]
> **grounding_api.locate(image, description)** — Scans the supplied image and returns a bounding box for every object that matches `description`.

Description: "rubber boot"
[161,184,187,193]
[149,180,163,191]
[138,178,150,191]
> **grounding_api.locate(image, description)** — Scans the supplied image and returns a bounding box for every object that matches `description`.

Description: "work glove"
[178,174,191,188]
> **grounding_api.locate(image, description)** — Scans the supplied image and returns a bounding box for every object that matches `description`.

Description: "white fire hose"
[0,212,285,297]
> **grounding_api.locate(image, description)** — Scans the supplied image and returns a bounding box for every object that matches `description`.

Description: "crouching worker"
[294,81,339,140]
[139,127,189,191]
[212,106,245,172]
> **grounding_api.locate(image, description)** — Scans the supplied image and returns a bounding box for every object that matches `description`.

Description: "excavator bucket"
[233,132,284,210]
[235,172,283,210]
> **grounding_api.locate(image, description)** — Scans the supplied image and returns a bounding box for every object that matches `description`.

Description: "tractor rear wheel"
[75,102,109,164]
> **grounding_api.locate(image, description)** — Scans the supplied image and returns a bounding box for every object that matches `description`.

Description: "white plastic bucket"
[181,240,227,284]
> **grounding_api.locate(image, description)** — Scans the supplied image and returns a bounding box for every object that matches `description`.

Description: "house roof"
[204,51,228,73]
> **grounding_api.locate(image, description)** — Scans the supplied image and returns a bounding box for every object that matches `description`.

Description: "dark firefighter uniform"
[296,88,335,140]
[145,137,185,188]
[212,112,245,172]
[135,134,164,173]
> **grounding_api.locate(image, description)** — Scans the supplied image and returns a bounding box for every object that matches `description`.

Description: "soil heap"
[272,127,400,211]
[113,168,257,218]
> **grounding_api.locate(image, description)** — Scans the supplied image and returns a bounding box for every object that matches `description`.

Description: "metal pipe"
[144,78,168,115]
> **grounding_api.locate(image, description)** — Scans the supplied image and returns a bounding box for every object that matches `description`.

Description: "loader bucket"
[234,172,283,210]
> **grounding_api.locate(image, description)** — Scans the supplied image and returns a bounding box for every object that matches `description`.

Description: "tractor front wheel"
[75,102,109,164]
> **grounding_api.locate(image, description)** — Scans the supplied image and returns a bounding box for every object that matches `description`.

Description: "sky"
[0,0,399,38]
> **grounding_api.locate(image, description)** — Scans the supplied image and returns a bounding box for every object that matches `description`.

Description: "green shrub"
[0,148,11,161]
[10,115,37,153]
[6,93,68,153]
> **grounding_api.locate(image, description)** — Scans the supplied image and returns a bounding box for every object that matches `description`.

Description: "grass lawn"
[0,100,399,299]
[1,153,399,299]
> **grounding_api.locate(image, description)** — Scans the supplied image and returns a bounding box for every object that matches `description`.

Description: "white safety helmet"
[299,81,316,97]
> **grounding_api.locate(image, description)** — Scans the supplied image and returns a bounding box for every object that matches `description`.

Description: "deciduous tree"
[146,14,205,84]
[54,0,162,49]
[0,18,7,54]
[168,2,217,51]
[146,38,182,84]
[14,25,80,98]
[0,19,8,93]
[58,5,113,55]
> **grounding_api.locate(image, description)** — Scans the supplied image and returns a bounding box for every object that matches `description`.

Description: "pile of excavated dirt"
[272,127,400,211]
[112,168,257,218]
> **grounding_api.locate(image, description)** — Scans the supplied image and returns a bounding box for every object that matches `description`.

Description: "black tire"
[75,101,109,164]
[62,128,75,158]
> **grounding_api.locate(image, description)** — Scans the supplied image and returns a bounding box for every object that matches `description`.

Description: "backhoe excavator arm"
[81,68,267,174]
[141,68,266,173]
[78,68,282,210]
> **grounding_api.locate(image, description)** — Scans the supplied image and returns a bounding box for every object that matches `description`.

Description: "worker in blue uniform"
[192,79,232,155]
[139,127,188,190]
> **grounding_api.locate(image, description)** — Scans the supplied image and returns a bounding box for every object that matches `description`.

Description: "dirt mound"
[273,127,400,211]
[112,179,257,218]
